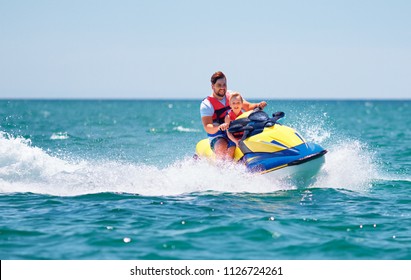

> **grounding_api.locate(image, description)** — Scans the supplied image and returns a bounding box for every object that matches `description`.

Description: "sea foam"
[0,130,382,196]
[312,140,379,191]
[0,131,286,196]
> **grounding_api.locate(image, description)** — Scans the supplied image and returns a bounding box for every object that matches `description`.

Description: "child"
[224,93,244,146]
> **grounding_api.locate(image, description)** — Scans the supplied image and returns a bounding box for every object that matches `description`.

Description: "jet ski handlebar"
[228,110,285,141]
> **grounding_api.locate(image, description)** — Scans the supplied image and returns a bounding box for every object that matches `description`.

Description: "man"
[200,71,267,160]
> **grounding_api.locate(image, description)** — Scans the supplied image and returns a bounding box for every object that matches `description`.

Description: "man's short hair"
[211,71,226,84]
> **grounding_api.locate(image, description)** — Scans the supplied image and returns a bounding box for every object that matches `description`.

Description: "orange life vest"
[227,109,243,121]
[206,95,231,124]
[227,109,244,139]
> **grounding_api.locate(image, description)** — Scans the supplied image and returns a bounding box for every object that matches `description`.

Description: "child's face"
[230,96,243,112]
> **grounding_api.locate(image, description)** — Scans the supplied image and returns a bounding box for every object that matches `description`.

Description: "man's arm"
[201,116,223,134]
[200,99,229,133]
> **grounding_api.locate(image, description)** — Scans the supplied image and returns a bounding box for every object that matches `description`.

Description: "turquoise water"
[0,99,410,259]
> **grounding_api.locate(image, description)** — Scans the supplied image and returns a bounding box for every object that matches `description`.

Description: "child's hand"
[219,123,229,131]
[258,101,267,109]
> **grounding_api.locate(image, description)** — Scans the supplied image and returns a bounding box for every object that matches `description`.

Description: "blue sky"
[1,0,410,99]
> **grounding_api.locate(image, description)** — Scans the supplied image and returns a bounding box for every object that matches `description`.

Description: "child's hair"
[230,92,243,103]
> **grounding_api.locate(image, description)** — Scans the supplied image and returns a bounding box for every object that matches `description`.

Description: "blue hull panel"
[244,142,327,172]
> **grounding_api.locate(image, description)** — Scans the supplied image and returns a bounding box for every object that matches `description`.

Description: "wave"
[312,140,379,191]
[50,132,70,140]
[172,126,200,133]
[0,131,287,196]
[0,129,389,197]
[290,115,384,191]
[148,126,200,134]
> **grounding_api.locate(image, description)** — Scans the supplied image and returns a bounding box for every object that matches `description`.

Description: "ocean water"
[0,99,410,260]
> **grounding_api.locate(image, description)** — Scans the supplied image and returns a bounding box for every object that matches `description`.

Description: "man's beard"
[215,90,226,98]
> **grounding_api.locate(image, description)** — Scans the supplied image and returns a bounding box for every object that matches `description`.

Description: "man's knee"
[214,138,228,155]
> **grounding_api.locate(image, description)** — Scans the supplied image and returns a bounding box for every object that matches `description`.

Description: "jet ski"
[194,109,327,185]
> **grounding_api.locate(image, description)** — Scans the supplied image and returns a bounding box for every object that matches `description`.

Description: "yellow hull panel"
[195,124,305,162]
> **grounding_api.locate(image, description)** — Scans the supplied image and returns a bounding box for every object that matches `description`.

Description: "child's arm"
[224,114,239,145]
[219,114,231,131]
[227,131,239,146]
[242,100,267,111]
[224,114,231,125]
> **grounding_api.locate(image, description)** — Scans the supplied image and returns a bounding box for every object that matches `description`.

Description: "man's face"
[212,78,227,98]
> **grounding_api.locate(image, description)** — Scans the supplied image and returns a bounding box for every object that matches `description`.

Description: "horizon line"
[1,97,410,101]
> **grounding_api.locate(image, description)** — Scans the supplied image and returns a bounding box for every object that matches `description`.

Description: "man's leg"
[226,139,237,160]
[227,146,236,160]
[213,138,229,160]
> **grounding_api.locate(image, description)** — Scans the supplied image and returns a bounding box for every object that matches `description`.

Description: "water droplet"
[271,232,281,238]
[123,237,131,243]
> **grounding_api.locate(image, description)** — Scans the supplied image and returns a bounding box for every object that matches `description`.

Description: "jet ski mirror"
[268,111,285,123]
[272,111,285,119]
